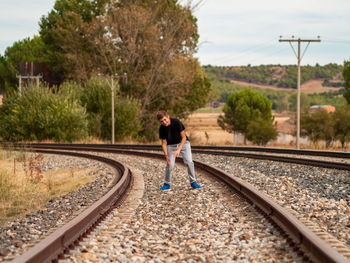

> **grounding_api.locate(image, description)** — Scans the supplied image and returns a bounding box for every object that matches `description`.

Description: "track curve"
[11,149,132,263]
[22,143,350,171]
[5,143,349,262]
[13,144,349,263]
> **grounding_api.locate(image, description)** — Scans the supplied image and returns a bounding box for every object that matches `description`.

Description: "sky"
[0,0,349,66]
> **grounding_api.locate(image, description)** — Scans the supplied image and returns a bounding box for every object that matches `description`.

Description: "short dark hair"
[156,110,169,120]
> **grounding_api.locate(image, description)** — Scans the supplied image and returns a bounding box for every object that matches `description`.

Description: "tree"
[49,0,210,140]
[246,118,278,146]
[343,60,350,104]
[333,105,350,149]
[1,36,48,92]
[301,110,334,148]
[218,89,275,144]
[39,0,109,81]
[288,92,310,112]
[0,55,6,93]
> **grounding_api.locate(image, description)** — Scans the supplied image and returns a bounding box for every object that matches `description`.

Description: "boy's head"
[157,110,170,126]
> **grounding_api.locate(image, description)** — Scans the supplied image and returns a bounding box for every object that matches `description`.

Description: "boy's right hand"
[166,156,170,167]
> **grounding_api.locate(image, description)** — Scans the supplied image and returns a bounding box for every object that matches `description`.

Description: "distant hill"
[203,64,346,112]
[204,64,344,89]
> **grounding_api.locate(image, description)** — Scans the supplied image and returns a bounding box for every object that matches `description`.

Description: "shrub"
[0,84,88,142]
[79,76,142,141]
[246,118,278,146]
[301,110,334,147]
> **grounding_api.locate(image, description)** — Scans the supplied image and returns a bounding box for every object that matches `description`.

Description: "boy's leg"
[180,141,196,183]
[164,144,177,185]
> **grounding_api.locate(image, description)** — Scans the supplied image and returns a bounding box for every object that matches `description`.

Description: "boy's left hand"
[172,149,180,157]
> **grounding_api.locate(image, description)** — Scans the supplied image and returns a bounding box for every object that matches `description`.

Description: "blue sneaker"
[191,181,201,189]
[160,183,170,190]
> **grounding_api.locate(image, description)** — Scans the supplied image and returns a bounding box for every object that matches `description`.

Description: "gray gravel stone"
[195,153,350,249]
[68,154,303,263]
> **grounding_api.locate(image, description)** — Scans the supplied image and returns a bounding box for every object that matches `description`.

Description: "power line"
[208,38,278,65]
[237,44,291,66]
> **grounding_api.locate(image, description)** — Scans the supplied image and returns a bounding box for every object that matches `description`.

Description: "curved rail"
[11,149,132,263]
[21,143,350,171]
[21,143,350,159]
[14,144,349,263]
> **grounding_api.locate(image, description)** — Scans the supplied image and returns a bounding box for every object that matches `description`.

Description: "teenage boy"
[157,110,201,190]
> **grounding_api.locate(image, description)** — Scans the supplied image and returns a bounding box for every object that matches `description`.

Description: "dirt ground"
[184,111,295,146]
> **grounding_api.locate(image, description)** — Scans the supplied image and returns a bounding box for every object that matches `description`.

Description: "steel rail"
[15,144,349,263]
[20,143,350,159]
[21,143,350,171]
[11,149,132,263]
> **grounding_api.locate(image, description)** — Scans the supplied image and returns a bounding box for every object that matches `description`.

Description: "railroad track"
[22,143,350,170]
[4,143,350,262]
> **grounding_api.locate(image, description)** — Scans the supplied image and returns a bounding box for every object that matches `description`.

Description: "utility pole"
[107,73,126,144]
[279,36,321,149]
[111,77,115,144]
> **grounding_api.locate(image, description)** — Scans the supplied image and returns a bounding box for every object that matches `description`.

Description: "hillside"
[204,64,344,90]
[229,79,342,94]
[205,64,346,112]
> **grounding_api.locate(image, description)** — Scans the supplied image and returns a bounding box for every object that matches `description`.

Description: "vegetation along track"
[6,143,349,262]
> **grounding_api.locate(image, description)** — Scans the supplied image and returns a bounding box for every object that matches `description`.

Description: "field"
[184,112,233,145]
[184,110,295,146]
[230,79,342,94]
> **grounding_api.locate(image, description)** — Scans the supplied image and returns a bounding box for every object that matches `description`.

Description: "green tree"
[246,117,278,146]
[343,60,350,104]
[333,105,350,149]
[1,36,48,92]
[217,89,275,144]
[0,55,6,93]
[288,92,310,112]
[301,110,334,148]
[39,0,210,141]
[39,0,107,80]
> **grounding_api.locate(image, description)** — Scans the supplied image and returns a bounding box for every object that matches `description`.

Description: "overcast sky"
[0,0,349,66]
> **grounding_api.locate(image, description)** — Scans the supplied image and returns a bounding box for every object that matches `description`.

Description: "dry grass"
[0,149,99,226]
[184,112,236,145]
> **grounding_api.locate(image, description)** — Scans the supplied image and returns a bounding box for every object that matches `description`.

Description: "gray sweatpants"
[164,140,196,185]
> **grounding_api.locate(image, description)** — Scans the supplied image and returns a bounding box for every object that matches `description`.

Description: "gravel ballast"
[68,154,303,263]
[195,153,350,249]
[2,151,350,262]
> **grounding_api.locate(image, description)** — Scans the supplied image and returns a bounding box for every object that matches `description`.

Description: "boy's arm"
[161,139,170,166]
[172,130,186,157]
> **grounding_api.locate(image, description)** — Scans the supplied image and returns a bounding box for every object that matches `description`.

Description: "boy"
[157,110,201,190]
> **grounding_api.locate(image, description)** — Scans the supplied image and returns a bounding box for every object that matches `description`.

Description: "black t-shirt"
[159,118,188,145]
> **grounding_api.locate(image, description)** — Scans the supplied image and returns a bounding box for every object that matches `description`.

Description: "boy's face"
[159,116,170,127]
